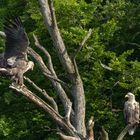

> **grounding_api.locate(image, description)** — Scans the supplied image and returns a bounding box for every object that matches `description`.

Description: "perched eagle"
[0,17,34,86]
[123,92,139,135]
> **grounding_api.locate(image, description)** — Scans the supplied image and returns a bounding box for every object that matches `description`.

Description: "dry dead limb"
[24,76,58,112]
[73,29,92,59]
[117,124,135,140]
[57,132,80,140]
[33,34,54,73]
[100,127,109,140]
[28,47,72,117]
[9,84,77,137]
[87,116,94,140]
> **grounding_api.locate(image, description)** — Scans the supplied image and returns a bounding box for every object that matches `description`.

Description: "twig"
[87,116,94,140]
[100,61,112,71]
[74,29,92,59]
[33,34,56,74]
[72,29,92,76]
[126,42,140,47]
[100,127,109,140]
[43,125,58,132]
[111,108,122,112]
[132,32,140,41]
[24,76,58,112]
[43,72,69,89]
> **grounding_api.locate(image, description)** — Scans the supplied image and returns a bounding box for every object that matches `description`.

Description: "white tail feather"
[128,128,135,135]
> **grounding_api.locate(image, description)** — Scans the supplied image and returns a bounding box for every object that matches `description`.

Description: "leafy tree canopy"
[0,0,139,139]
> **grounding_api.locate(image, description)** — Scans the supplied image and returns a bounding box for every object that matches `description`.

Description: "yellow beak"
[125,95,128,98]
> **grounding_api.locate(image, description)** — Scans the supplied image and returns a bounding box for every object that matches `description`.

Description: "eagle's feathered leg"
[17,70,24,86]
[9,61,34,87]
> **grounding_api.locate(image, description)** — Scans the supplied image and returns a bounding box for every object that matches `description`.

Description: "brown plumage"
[4,17,29,64]
[0,17,34,86]
[123,92,139,135]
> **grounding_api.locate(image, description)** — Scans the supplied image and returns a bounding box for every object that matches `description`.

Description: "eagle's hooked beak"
[31,62,34,70]
[28,61,34,71]
[125,95,129,98]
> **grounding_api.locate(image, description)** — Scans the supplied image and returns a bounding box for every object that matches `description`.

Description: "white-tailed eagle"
[123,92,139,135]
[0,17,34,86]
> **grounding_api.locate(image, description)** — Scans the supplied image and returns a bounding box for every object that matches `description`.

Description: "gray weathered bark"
[38,0,86,136]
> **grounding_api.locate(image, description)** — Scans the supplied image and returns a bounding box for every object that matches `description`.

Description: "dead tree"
[0,0,135,139]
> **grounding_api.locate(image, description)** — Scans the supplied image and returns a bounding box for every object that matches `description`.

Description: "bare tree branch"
[24,76,58,112]
[117,124,135,140]
[33,34,69,89]
[73,29,92,59]
[28,47,73,119]
[87,116,94,140]
[43,72,69,88]
[57,132,80,140]
[0,28,77,137]
[9,85,77,137]
[111,108,122,112]
[72,29,92,76]
[100,61,112,71]
[100,127,109,140]
[38,2,85,121]
[126,42,140,47]
[33,34,54,74]
[39,0,86,136]
[38,0,75,75]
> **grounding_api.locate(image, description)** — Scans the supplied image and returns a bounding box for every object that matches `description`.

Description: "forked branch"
[9,85,77,137]
[24,76,58,112]
[28,46,69,89]
[28,47,73,120]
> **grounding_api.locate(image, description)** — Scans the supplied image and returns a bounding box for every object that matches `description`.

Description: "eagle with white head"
[123,92,139,135]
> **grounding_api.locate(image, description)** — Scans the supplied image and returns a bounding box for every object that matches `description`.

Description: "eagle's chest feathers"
[128,101,136,110]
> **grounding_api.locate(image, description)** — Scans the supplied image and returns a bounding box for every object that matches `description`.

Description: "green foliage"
[0,0,140,139]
